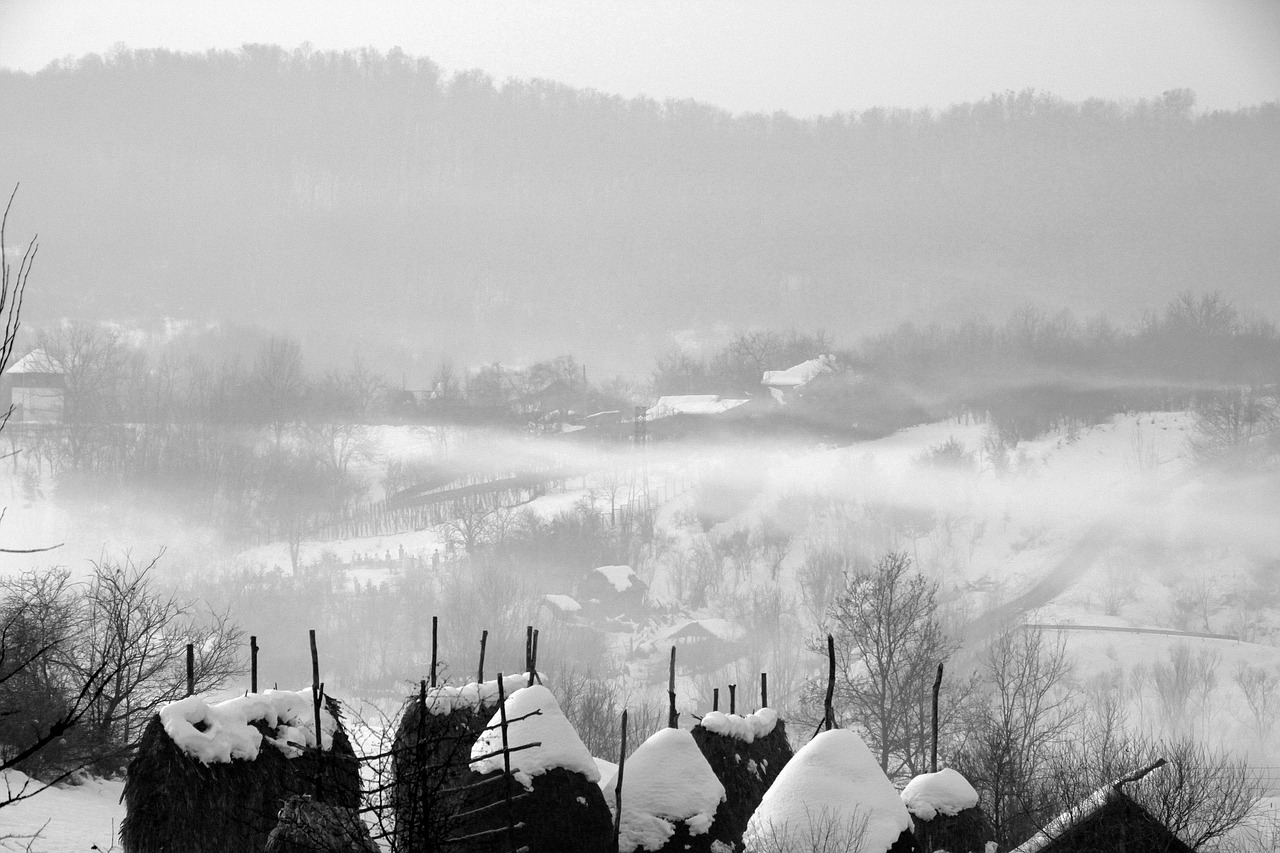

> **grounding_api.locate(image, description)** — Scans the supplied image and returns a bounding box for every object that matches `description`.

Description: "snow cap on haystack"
[471,684,599,789]
[744,728,912,853]
[607,727,727,852]
[901,768,979,821]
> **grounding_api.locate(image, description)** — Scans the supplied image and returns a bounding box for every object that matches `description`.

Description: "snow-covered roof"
[594,565,638,593]
[699,707,778,743]
[158,689,339,764]
[645,395,749,420]
[664,618,744,643]
[761,356,832,389]
[470,685,599,789]
[745,728,912,853]
[901,768,979,820]
[543,593,582,612]
[605,727,726,852]
[6,349,60,375]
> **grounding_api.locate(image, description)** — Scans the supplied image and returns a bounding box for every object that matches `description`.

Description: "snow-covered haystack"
[606,726,728,853]
[902,768,991,853]
[122,690,359,853]
[265,795,379,853]
[743,729,917,853]
[452,684,612,853]
[691,707,793,852]
[390,673,532,853]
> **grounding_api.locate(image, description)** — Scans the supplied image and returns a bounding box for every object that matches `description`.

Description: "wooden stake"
[729,683,737,715]
[478,629,488,684]
[667,646,678,728]
[525,626,533,676]
[185,643,194,697]
[530,629,539,685]
[824,634,836,731]
[496,673,517,852]
[310,629,323,749]
[612,709,628,853]
[931,663,944,773]
[761,672,768,709]
[430,616,439,688]
[250,636,258,694]
[713,688,719,712]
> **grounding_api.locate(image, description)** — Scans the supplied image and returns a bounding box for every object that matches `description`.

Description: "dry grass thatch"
[265,795,379,853]
[389,694,491,852]
[910,805,992,853]
[450,766,613,853]
[692,717,794,852]
[121,696,360,853]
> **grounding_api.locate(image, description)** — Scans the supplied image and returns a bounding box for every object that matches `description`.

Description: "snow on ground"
[0,771,124,852]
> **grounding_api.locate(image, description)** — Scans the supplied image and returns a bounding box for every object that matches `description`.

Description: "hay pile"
[607,727,727,853]
[692,708,793,852]
[389,673,532,853]
[902,769,992,853]
[122,691,360,853]
[451,684,612,853]
[265,795,379,853]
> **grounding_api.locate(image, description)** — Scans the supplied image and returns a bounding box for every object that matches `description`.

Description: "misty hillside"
[2,46,1279,373]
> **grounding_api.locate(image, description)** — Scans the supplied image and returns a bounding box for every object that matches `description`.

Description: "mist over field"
[3,14,1280,853]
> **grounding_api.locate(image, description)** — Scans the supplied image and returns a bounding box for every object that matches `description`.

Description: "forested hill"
[3,46,1278,375]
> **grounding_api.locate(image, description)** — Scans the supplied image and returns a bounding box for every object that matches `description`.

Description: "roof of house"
[761,356,833,389]
[1011,762,1193,853]
[6,349,61,375]
[645,395,750,420]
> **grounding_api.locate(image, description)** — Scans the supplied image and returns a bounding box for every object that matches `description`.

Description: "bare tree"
[252,335,306,446]
[814,551,958,779]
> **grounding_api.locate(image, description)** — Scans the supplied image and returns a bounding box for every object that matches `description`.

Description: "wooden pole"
[612,709,628,853]
[525,626,533,677]
[729,684,737,715]
[931,663,944,773]
[667,646,678,728]
[530,628,539,686]
[824,634,836,731]
[310,629,323,749]
[185,643,194,697]
[250,636,258,693]
[496,673,517,852]
[761,672,768,709]
[430,616,439,688]
[713,688,719,712]
[478,629,488,684]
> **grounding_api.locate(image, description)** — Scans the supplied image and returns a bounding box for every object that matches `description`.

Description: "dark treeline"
[3,46,1278,373]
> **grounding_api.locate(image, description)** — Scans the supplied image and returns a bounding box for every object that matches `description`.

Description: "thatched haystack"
[744,729,918,853]
[691,708,793,852]
[607,726,727,853]
[265,795,379,853]
[451,684,612,853]
[122,690,359,853]
[389,673,532,853]
[902,768,992,853]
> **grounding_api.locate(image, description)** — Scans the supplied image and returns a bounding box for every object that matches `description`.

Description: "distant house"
[576,565,649,617]
[761,355,834,403]
[645,395,750,420]
[1012,762,1194,853]
[1,349,64,423]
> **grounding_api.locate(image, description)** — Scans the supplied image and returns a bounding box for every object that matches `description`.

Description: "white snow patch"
[158,689,339,764]
[700,707,778,743]
[470,685,599,789]
[606,727,727,852]
[901,768,979,820]
[745,729,911,853]
[595,565,637,592]
[0,770,124,852]
[761,356,832,388]
[423,673,536,716]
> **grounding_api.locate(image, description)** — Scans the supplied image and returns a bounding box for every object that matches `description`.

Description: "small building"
[761,355,834,404]
[1,349,64,423]
[1012,764,1194,853]
[645,395,750,420]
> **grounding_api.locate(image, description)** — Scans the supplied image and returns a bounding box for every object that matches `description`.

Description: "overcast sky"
[1,0,1278,115]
